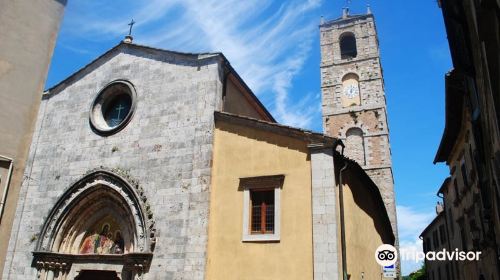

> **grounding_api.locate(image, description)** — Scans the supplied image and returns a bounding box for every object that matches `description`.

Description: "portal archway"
[33,169,156,280]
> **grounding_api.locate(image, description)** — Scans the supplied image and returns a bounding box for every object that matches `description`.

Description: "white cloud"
[400,238,425,276]
[60,0,324,129]
[397,205,435,276]
[397,205,435,241]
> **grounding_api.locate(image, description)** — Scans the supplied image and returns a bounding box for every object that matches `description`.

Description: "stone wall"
[2,44,223,280]
[310,147,340,280]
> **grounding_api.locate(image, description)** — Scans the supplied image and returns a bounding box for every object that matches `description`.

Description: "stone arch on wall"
[345,127,366,166]
[33,169,156,280]
[339,32,357,59]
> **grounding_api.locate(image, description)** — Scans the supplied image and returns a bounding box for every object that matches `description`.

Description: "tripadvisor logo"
[404,248,482,263]
[376,244,482,265]
[375,244,398,266]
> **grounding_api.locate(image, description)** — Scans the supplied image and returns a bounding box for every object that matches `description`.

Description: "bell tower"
[319,9,398,234]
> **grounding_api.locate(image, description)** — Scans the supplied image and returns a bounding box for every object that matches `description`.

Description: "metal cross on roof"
[128,19,136,36]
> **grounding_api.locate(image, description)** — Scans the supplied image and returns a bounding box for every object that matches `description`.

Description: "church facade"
[2,10,396,280]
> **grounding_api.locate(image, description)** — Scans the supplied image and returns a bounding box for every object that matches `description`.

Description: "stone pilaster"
[310,146,340,280]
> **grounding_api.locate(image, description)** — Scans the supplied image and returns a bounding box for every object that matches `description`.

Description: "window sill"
[242,233,280,242]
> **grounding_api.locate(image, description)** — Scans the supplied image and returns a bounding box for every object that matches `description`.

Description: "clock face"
[343,84,359,98]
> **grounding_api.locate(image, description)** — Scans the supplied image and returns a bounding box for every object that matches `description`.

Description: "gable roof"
[43,41,275,122]
[45,42,222,96]
[214,111,339,147]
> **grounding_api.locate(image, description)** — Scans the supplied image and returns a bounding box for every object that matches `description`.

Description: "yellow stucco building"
[207,111,395,280]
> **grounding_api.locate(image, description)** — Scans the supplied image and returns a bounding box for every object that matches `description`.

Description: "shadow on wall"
[336,156,395,246]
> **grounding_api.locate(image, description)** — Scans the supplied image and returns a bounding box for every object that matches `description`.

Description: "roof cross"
[128,19,136,36]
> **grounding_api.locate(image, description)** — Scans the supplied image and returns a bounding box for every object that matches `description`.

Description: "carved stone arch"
[33,169,156,280]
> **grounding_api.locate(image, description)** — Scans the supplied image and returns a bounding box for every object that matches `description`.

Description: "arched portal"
[32,169,156,280]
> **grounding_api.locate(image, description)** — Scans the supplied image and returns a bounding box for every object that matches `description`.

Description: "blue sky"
[46,0,451,275]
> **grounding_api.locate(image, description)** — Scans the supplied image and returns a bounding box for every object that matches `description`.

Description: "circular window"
[90,80,137,135]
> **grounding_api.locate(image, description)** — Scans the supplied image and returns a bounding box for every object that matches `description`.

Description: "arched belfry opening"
[339,32,357,59]
[32,169,156,280]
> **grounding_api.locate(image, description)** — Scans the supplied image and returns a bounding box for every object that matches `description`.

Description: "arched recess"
[339,32,357,59]
[345,127,366,166]
[341,73,361,107]
[33,169,156,280]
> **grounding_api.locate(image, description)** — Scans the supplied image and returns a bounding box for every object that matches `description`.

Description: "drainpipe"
[0,154,14,224]
[336,144,349,280]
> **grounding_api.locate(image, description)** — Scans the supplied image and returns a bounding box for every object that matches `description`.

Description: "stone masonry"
[310,146,339,280]
[2,43,224,280]
[319,13,398,236]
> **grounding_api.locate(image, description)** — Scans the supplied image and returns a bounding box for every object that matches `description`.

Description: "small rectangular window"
[433,230,439,248]
[448,209,454,236]
[453,179,460,201]
[460,228,467,250]
[439,224,446,243]
[240,175,283,242]
[461,162,469,188]
[250,190,275,234]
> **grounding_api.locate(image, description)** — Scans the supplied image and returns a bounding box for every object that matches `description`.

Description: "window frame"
[249,188,275,234]
[89,79,137,136]
[433,230,439,248]
[240,175,283,242]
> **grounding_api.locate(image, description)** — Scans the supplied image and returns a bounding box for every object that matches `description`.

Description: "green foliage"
[404,264,426,280]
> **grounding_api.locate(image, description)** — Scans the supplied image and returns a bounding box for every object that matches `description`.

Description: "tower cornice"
[320,13,374,28]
